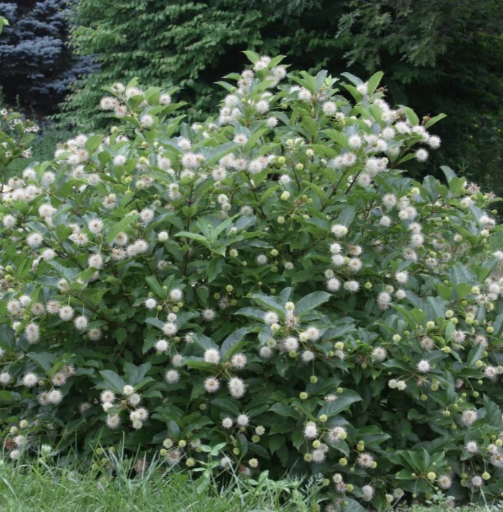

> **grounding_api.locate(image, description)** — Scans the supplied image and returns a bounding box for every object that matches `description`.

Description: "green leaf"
[99,370,125,393]
[337,206,356,227]
[367,71,384,94]
[220,328,250,357]
[318,390,362,418]
[425,113,447,129]
[27,352,55,373]
[106,214,139,244]
[191,333,218,351]
[145,276,166,298]
[466,343,485,367]
[295,292,331,316]
[85,135,102,153]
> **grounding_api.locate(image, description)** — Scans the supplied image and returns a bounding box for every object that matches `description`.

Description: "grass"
[1,459,502,512]
[0,455,323,512]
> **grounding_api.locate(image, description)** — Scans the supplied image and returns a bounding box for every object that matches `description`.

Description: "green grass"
[1,456,501,512]
[0,456,322,512]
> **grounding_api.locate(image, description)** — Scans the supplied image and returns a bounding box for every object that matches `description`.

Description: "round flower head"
[461,409,478,426]
[27,233,43,248]
[74,315,88,330]
[304,422,318,439]
[231,353,247,369]
[417,360,430,373]
[264,311,279,325]
[331,224,348,238]
[155,339,169,353]
[204,349,220,364]
[23,373,38,388]
[204,377,220,393]
[162,322,178,336]
[165,369,180,384]
[59,306,74,321]
[222,417,233,429]
[100,390,115,403]
[202,309,216,321]
[228,377,245,398]
[237,414,249,426]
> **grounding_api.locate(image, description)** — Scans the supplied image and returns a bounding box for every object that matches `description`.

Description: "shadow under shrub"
[1,52,503,512]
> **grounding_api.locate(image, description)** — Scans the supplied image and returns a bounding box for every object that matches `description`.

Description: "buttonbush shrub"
[1,52,503,511]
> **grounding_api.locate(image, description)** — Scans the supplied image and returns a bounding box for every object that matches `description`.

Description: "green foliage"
[2,56,503,511]
[0,455,323,512]
[60,0,503,200]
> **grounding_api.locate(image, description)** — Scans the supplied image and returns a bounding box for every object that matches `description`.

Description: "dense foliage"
[57,0,503,200]
[0,0,94,115]
[1,55,503,511]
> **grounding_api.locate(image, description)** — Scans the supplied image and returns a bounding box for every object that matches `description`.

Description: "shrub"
[1,53,503,511]
[0,107,38,174]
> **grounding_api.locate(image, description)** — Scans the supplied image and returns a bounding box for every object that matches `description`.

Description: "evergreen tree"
[0,0,94,116]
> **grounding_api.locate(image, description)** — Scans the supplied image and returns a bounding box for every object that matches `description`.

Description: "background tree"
[0,0,94,116]
[60,0,503,197]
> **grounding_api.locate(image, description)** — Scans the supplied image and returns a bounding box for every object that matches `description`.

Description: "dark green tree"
[61,0,503,195]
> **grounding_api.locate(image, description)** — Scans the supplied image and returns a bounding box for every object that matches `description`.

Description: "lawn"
[0,457,501,512]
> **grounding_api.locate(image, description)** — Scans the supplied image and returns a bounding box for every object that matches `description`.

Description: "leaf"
[27,352,55,373]
[337,206,356,227]
[367,71,384,94]
[269,435,286,453]
[85,135,102,153]
[106,214,139,244]
[99,370,125,393]
[318,390,362,418]
[145,275,165,297]
[235,307,267,322]
[466,343,485,367]
[425,113,447,129]
[191,332,218,351]
[295,292,331,316]
[249,293,285,315]
[220,328,250,357]
[211,397,240,416]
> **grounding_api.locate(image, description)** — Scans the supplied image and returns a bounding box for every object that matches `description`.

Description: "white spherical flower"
[231,353,247,369]
[170,289,183,301]
[204,377,220,393]
[330,243,342,254]
[348,135,362,149]
[362,485,374,502]
[461,409,478,426]
[255,100,269,113]
[202,309,216,321]
[304,422,318,439]
[372,347,387,362]
[204,349,220,364]
[165,369,180,384]
[298,88,312,102]
[306,327,321,341]
[256,254,268,265]
[237,414,249,426]
[74,315,88,330]
[327,278,341,292]
[155,339,169,353]
[302,351,315,363]
[3,214,17,228]
[145,298,157,310]
[322,101,337,115]
[88,253,104,269]
[0,372,12,385]
[122,385,134,396]
[264,311,279,325]
[59,306,74,321]
[415,148,429,162]
[158,231,169,242]
[471,476,483,487]
[343,280,359,293]
[27,233,43,248]
[88,218,104,234]
[48,389,63,404]
[128,393,141,406]
[162,322,178,336]
[259,346,272,358]
[23,373,38,388]
[332,254,345,267]
[106,414,121,429]
[466,441,478,454]
[417,360,431,373]
[395,271,409,284]
[331,224,348,238]
[228,377,245,398]
[284,337,299,351]
[438,475,452,489]
[222,417,233,429]
[100,390,115,403]
[140,115,154,128]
